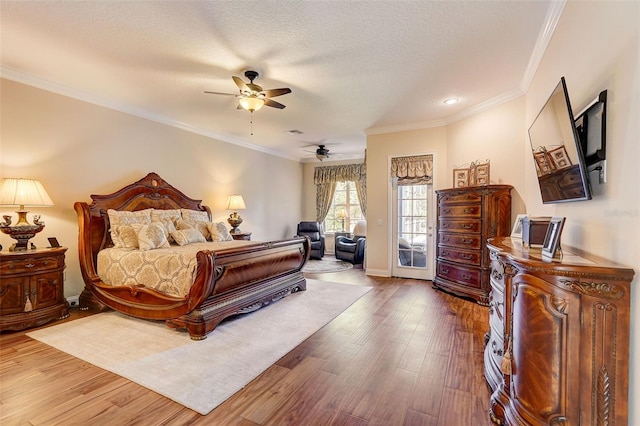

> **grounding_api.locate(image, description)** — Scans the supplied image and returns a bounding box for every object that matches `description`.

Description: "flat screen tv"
[528,77,592,203]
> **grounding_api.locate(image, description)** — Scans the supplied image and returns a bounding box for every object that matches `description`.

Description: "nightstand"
[0,247,69,332]
[231,232,252,241]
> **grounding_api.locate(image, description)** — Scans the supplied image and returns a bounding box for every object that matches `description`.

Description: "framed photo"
[541,217,565,258]
[469,162,477,186]
[533,148,555,176]
[453,168,469,188]
[547,145,572,170]
[48,237,60,248]
[475,161,490,186]
[510,214,528,239]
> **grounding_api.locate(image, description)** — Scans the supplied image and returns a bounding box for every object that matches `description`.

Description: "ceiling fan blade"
[261,88,291,98]
[264,98,286,109]
[232,76,250,93]
[204,91,237,96]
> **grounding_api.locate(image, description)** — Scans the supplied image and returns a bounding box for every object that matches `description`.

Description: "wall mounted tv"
[575,89,607,173]
[528,77,592,203]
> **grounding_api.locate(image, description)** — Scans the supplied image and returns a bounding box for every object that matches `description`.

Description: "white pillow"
[137,222,170,251]
[107,209,152,248]
[207,222,233,242]
[171,228,206,246]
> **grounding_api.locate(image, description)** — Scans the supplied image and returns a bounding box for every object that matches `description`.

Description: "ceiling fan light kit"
[238,96,264,112]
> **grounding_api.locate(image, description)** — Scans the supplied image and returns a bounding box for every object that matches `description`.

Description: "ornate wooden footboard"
[75,172,310,340]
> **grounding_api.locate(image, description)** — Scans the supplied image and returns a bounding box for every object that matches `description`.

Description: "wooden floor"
[0,267,493,425]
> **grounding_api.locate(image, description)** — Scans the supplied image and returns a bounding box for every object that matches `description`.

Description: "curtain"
[390,154,433,185]
[314,162,366,221]
[315,182,337,223]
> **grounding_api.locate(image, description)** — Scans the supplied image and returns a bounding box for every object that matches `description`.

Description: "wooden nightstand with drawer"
[0,247,69,332]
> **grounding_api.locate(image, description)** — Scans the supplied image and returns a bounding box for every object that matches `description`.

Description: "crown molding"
[519,0,566,92]
[0,66,299,162]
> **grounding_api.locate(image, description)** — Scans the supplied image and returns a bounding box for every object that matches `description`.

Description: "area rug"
[302,256,354,273]
[27,279,371,416]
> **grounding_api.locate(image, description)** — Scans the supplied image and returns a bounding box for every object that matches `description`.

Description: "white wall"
[0,79,304,299]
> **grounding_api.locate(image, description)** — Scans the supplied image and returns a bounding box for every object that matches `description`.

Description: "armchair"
[398,237,426,267]
[296,221,325,260]
[335,220,366,265]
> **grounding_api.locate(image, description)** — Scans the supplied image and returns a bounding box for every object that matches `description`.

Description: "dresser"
[434,185,512,305]
[485,237,634,425]
[0,247,69,331]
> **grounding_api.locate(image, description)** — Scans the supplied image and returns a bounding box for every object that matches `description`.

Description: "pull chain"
[250,112,254,136]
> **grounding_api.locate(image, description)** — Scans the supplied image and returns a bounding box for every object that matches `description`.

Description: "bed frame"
[74,172,310,340]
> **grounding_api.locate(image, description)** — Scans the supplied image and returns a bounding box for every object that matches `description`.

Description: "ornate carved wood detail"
[551,295,568,314]
[592,302,616,426]
[560,280,625,299]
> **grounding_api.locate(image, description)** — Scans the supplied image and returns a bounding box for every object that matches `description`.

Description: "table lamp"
[0,178,54,251]
[226,194,246,234]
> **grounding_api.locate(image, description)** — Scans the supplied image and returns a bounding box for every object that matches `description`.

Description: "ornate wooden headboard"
[74,172,212,284]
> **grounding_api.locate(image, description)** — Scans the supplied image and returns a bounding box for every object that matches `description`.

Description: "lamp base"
[227,212,243,234]
[0,224,44,251]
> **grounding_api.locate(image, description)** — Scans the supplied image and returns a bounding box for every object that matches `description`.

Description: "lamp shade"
[226,194,246,211]
[0,178,54,207]
[239,96,265,112]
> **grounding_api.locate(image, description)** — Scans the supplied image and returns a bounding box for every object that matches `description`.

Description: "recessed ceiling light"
[443,98,459,105]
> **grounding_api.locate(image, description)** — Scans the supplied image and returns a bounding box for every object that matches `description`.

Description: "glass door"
[391,183,434,280]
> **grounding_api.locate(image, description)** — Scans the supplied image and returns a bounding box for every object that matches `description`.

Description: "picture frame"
[547,145,572,170]
[453,168,469,188]
[510,214,528,239]
[48,237,60,248]
[533,148,555,176]
[474,161,490,186]
[541,217,565,258]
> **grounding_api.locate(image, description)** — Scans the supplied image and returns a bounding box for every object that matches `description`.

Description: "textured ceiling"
[1,1,557,162]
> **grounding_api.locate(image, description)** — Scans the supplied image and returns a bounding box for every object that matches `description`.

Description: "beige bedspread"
[97,241,255,298]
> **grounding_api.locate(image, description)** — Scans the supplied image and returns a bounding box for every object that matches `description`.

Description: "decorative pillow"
[137,222,170,251]
[175,219,194,230]
[151,209,181,243]
[156,219,177,243]
[207,222,233,242]
[171,228,207,246]
[111,224,141,250]
[181,209,210,222]
[108,209,152,247]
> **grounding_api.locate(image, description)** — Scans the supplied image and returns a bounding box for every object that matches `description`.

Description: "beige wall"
[366,127,448,276]
[0,79,303,299]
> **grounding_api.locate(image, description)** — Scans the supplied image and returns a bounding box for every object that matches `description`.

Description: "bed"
[74,172,310,340]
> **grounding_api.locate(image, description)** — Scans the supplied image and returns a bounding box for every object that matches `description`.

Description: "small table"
[231,232,252,241]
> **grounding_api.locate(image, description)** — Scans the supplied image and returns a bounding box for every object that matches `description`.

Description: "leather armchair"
[335,220,366,265]
[398,237,426,267]
[296,221,325,260]
[335,235,365,264]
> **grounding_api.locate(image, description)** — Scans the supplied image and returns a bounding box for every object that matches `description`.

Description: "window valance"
[314,163,366,184]
[390,154,433,185]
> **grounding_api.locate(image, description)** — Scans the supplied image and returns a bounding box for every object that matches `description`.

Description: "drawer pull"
[442,237,450,242]
[441,268,450,275]
[462,274,472,280]
[25,263,36,268]
[442,251,450,256]
[461,224,474,229]
[443,208,451,214]
[462,238,473,244]
[463,208,475,214]
[461,254,474,260]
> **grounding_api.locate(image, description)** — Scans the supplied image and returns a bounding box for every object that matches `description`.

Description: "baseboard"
[365,268,390,277]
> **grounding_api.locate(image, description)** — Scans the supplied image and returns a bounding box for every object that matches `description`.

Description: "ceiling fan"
[313,144,331,161]
[204,70,291,112]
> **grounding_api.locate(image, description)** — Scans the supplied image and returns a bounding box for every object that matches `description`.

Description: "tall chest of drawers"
[0,247,69,331]
[433,185,512,305]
